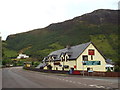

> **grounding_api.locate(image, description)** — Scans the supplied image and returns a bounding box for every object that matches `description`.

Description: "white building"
[17,53,29,59]
[38,42,111,72]
[105,64,114,72]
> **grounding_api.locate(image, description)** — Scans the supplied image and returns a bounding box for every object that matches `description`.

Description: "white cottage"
[38,42,113,72]
[17,53,29,59]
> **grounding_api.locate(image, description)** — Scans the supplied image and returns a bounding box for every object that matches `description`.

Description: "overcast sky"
[0,0,119,40]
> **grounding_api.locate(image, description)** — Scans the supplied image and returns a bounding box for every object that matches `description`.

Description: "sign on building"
[83,61,101,65]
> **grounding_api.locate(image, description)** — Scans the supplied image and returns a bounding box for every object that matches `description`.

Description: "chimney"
[66,45,71,50]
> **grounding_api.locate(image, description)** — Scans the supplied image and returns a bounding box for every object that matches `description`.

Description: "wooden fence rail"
[24,67,120,77]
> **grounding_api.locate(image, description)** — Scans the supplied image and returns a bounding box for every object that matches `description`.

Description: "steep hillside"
[5,9,119,62]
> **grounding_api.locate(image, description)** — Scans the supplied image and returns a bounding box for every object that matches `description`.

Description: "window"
[64,65,69,68]
[87,67,90,71]
[65,52,72,60]
[91,55,93,60]
[87,68,93,72]
[54,57,57,59]
[52,56,57,60]
[65,54,69,62]
[54,62,60,65]
[52,55,57,60]
[60,53,65,61]
[82,55,88,61]
[111,67,114,70]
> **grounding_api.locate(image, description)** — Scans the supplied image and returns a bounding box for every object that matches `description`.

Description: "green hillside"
[5,9,119,63]
[2,41,17,57]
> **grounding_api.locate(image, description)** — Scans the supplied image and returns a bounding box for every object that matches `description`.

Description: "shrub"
[114,65,120,72]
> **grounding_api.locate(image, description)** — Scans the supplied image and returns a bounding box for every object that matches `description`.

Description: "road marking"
[89,84,98,87]
[65,80,69,82]
[89,84,105,88]
[106,87,112,89]
[69,80,72,83]
[72,81,76,84]
[59,79,62,80]
[98,86,105,88]
[77,82,81,84]
[83,84,87,86]
[89,85,95,87]
[94,85,101,88]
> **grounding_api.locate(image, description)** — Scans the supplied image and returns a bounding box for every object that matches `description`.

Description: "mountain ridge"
[6,9,119,40]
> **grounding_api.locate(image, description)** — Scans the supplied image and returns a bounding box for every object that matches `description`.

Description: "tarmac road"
[2,67,119,89]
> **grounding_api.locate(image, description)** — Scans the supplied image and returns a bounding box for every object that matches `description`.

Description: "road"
[2,67,119,89]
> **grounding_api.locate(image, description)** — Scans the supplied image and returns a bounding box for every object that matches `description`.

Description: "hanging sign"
[83,61,101,65]
[74,65,76,69]
[88,49,95,55]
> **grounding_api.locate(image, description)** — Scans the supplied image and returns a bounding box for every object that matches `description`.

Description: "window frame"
[82,55,88,61]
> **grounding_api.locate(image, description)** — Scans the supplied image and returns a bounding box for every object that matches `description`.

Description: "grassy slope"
[6,24,118,62]
[2,41,17,58]
[3,48,17,57]
[90,34,118,61]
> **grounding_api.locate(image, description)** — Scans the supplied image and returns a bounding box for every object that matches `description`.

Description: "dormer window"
[65,52,72,57]
[48,56,51,62]
[65,54,69,62]
[53,57,57,59]
[52,55,57,60]
[60,53,65,61]
[43,57,48,62]
[68,54,71,58]
[48,55,54,62]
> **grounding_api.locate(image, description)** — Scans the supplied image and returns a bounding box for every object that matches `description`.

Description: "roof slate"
[48,42,91,60]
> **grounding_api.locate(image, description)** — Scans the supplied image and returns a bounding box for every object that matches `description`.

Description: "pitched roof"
[48,42,91,60]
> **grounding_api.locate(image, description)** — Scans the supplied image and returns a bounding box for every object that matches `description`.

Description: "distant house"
[105,59,114,71]
[105,64,114,72]
[17,53,29,59]
[38,42,113,72]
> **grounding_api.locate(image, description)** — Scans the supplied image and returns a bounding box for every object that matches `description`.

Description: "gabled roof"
[48,42,91,60]
[106,59,114,65]
[36,62,46,68]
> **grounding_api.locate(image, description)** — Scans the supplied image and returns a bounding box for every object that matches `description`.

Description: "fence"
[24,67,120,77]
[79,71,120,77]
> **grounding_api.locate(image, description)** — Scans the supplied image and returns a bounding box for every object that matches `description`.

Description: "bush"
[114,65,120,72]
[34,62,40,67]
